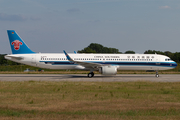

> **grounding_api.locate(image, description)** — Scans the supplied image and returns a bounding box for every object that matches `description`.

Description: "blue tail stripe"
[7,30,35,54]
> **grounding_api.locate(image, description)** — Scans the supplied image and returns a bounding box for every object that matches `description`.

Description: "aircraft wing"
[63,50,106,69]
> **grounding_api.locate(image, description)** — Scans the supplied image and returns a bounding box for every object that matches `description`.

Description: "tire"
[88,72,94,78]
[155,74,159,78]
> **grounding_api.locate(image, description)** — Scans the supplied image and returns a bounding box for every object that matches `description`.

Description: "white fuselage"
[5,53,177,71]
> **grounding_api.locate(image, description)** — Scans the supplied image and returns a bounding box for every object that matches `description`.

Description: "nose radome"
[173,62,178,67]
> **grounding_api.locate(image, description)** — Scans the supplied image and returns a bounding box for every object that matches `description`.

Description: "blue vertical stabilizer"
[7,30,35,54]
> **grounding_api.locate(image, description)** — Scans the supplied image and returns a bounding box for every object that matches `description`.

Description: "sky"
[0,0,180,54]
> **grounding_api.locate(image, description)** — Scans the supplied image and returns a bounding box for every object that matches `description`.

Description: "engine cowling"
[99,66,117,75]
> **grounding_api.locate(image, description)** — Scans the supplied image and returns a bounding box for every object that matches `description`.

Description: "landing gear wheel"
[88,72,94,78]
[155,74,159,78]
[155,71,159,78]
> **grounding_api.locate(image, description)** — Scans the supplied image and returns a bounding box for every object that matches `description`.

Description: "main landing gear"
[155,71,159,78]
[88,72,94,78]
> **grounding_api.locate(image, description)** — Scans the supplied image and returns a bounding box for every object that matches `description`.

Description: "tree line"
[78,43,136,54]
[0,43,180,65]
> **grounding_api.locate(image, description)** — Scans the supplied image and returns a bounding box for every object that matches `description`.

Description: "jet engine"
[99,66,117,75]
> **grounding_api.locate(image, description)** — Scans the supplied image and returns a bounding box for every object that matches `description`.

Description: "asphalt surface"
[0,74,179,82]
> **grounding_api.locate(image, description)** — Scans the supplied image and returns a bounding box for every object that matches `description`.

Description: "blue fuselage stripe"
[40,61,177,68]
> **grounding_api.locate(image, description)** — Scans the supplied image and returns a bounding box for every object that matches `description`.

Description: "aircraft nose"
[173,62,178,68]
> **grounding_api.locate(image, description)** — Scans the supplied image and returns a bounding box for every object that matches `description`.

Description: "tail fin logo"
[11,40,23,50]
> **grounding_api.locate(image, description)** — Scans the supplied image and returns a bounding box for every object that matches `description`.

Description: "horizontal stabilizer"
[5,55,24,60]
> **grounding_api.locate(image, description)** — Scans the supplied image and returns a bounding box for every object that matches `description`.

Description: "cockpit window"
[165,59,172,61]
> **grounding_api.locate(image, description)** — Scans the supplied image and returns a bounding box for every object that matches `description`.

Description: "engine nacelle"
[99,66,117,75]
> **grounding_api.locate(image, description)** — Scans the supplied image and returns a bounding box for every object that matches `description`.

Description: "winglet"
[63,50,73,62]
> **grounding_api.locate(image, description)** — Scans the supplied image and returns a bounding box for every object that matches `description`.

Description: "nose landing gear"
[155,71,159,78]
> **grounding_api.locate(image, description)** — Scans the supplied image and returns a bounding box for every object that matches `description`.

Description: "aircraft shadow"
[66,74,155,78]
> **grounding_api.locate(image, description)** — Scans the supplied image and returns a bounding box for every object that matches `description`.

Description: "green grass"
[0,81,180,119]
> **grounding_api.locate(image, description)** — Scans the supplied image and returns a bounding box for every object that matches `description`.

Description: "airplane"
[5,30,177,78]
